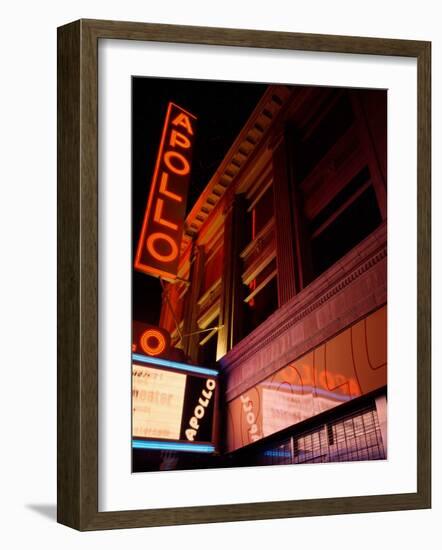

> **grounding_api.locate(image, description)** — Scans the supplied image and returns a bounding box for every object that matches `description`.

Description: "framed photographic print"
[57,19,431,530]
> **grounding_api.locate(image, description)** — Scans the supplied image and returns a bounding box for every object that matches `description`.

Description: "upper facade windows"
[160,86,387,362]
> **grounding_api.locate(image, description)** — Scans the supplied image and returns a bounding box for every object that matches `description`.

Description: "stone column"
[272,135,297,305]
[216,193,246,359]
[271,130,312,304]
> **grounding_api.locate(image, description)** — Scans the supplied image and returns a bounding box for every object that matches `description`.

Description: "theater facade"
[133,83,387,471]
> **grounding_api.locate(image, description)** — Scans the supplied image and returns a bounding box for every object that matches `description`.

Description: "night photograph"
[131,77,388,473]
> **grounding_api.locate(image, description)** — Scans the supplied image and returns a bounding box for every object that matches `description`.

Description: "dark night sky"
[132,77,268,325]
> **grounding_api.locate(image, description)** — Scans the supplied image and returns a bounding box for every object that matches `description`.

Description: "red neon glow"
[146,232,179,263]
[140,329,167,356]
[172,112,194,134]
[170,129,191,149]
[134,102,197,279]
[163,151,190,176]
[159,172,182,202]
[153,199,179,230]
[135,103,172,269]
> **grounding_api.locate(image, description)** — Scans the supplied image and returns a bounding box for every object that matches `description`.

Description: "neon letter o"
[164,151,190,175]
[140,329,166,356]
[146,232,178,263]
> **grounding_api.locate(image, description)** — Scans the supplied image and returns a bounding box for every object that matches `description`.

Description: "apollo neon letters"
[135,102,197,279]
[185,378,216,441]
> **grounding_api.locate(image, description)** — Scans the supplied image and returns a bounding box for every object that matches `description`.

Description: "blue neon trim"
[132,439,215,453]
[263,450,292,458]
[132,353,218,377]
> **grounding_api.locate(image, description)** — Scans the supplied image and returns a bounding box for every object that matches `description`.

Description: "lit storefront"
[133,83,387,471]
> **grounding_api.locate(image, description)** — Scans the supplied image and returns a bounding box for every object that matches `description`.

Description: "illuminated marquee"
[132,355,217,449]
[132,365,186,440]
[135,102,197,279]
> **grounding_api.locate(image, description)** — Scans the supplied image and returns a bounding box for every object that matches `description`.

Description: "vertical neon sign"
[135,102,197,279]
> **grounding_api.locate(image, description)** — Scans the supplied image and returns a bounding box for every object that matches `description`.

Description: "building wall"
[225,305,386,452]
[159,84,388,455]
[220,222,387,400]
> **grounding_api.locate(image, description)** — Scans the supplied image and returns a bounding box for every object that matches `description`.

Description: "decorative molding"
[180,85,291,255]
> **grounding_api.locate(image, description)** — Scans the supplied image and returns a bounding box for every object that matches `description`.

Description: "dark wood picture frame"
[57,18,431,531]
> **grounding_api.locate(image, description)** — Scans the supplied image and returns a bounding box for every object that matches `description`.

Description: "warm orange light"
[153,199,179,230]
[159,172,183,202]
[146,232,179,263]
[135,103,173,270]
[163,151,190,175]
[134,102,197,279]
[170,129,191,149]
[140,329,167,356]
[134,263,179,279]
[172,112,194,135]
